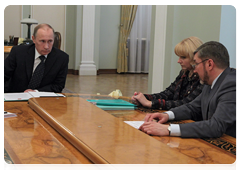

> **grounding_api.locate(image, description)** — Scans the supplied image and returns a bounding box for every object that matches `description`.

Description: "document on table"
[28,92,65,98]
[124,121,144,129]
[4,111,17,118]
[4,93,31,101]
[4,92,65,101]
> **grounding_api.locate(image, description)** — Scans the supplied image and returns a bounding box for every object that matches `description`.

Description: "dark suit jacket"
[170,67,236,138]
[4,44,69,93]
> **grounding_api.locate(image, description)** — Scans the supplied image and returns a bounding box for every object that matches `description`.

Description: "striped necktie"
[28,55,45,89]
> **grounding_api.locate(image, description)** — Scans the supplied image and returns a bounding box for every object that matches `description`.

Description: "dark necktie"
[28,55,45,89]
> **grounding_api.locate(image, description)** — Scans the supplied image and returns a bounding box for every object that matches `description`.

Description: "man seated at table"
[140,41,236,138]
[4,23,69,93]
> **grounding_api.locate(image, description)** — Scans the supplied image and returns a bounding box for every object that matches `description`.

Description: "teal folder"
[87,99,137,110]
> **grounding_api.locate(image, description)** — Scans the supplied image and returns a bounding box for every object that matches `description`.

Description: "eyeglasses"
[191,59,209,69]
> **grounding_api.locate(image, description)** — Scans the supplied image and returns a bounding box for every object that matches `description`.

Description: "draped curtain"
[128,5,152,73]
[117,5,138,73]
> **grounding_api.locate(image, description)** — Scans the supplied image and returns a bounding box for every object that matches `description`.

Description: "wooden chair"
[53,32,61,49]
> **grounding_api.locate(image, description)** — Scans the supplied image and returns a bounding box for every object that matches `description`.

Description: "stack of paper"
[87,99,137,110]
[4,92,65,101]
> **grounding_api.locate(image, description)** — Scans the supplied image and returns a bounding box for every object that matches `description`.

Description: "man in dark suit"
[4,23,69,93]
[140,41,236,138]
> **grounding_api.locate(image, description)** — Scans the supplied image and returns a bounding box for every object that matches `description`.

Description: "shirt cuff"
[165,111,175,120]
[169,124,181,136]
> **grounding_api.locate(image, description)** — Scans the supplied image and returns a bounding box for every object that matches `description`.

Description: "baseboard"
[68,69,79,75]
[97,69,117,75]
[68,69,148,75]
[68,69,117,75]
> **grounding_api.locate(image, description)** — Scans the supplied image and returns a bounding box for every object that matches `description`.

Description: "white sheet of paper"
[124,121,144,129]
[4,93,32,101]
[28,92,65,97]
[4,111,17,118]
[4,92,65,101]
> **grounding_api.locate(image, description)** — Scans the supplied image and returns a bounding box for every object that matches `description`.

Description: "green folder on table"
[87,99,137,110]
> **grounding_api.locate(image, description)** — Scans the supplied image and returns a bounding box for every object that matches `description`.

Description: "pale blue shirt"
[166,72,223,136]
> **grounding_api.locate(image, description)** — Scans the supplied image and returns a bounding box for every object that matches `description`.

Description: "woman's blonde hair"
[174,36,203,62]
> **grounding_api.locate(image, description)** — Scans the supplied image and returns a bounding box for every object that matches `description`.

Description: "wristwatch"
[168,124,171,136]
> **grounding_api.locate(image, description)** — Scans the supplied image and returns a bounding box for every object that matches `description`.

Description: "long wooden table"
[4,46,13,60]
[4,94,236,164]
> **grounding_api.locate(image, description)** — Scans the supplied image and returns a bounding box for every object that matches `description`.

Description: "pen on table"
[4,111,7,114]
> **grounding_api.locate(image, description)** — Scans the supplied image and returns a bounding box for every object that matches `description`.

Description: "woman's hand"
[131,92,152,108]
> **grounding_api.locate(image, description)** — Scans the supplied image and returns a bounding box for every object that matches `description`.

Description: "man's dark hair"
[33,23,55,38]
[194,41,229,69]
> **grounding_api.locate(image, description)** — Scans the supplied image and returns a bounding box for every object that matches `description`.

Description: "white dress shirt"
[32,49,47,74]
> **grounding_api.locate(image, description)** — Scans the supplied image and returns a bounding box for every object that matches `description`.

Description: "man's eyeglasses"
[191,59,209,69]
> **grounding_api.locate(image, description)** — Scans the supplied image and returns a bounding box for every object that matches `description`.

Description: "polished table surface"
[4,46,13,53]
[4,94,236,164]
[4,46,13,60]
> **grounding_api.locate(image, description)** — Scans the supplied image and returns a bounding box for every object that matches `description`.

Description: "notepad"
[124,121,144,129]
[87,99,137,110]
[4,92,65,101]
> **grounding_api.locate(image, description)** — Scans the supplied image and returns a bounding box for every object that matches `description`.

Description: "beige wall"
[4,5,120,71]
[32,5,66,50]
[65,5,77,70]
[98,5,120,69]
[4,5,22,40]
[148,5,222,93]
[153,5,222,93]
[4,5,65,50]
[64,5,120,70]
[148,5,235,94]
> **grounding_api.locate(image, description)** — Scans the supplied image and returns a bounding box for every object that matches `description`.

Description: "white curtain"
[127,5,152,73]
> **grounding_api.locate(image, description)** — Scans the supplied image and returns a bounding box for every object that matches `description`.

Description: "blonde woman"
[132,36,203,110]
